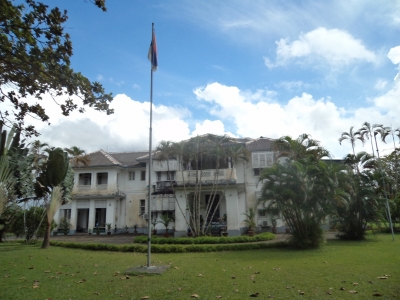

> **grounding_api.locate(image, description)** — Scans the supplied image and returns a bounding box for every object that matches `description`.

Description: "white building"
[54,137,285,236]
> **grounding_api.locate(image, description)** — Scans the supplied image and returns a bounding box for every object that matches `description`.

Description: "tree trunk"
[41,221,51,249]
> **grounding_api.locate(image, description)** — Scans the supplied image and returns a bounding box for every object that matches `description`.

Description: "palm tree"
[242,207,257,236]
[37,148,73,249]
[260,134,339,248]
[339,126,361,156]
[277,134,330,162]
[64,146,90,167]
[357,122,376,156]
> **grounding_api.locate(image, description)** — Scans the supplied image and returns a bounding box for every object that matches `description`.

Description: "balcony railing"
[152,180,176,195]
[175,168,236,184]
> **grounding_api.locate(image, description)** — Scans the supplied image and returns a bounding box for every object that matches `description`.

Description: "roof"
[245,137,275,152]
[74,150,148,168]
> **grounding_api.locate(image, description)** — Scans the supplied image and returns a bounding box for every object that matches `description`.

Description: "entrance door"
[77,209,89,232]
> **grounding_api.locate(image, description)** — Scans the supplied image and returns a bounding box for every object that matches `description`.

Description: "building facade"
[54,137,286,236]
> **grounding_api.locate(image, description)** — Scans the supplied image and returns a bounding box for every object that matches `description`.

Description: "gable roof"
[73,150,148,168]
[245,137,275,152]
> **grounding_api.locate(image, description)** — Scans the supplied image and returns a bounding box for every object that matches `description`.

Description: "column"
[70,201,77,234]
[88,199,96,231]
[226,188,241,236]
[106,199,116,233]
[174,191,187,237]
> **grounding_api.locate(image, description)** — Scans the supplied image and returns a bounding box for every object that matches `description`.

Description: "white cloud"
[265,27,378,69]
[387,46,400,64]
[96,74,104,81]
[374,79,388,90]
[194,81,400,158]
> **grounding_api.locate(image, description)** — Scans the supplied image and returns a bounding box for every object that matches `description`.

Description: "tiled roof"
[245,138,275,152]
[75,150,148,168]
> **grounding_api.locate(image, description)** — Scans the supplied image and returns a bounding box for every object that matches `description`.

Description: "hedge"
[133,232,276,245]
[50,239,288,253]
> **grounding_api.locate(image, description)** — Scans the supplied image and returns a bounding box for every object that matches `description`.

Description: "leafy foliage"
[0,0,113,136]
[260,134,339,249]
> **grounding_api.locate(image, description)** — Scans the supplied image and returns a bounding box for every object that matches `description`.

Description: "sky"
[6,0,400,158]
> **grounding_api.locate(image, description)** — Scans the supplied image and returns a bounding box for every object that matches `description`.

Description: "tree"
[36,147,73,248]
[259,134,339,249]
[0,0,113,137]
[156,134,250,236]
[339,126,362,157]
[64,146,90,167]
[335,152,383,240]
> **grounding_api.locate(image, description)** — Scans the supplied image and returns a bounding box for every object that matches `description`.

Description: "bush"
[134,232,275,245]
[288,220,325,249]
[50,237,288,253]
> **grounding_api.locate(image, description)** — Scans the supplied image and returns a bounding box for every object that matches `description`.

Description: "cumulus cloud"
[194,81,400,158]
[387,46,400,65]
[265,27,378,70]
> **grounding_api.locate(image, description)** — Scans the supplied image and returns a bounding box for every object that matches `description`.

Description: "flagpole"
[147,22,155,268]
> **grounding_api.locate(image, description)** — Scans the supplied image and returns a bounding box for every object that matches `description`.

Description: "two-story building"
[54,136,285,236]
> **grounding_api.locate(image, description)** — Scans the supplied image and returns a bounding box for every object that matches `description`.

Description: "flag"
[148,30,158,71]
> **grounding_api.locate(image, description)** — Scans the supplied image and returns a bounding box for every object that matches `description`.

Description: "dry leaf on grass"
[93,292,100,295]
[198,274,203,277]
[250,292,259,297]
[326,292,332,295]
[141,297,149,299]
[348,290,357,294]
[191,294,199,298]
[177,288,182,291]
[372,293,382,297]
[339,287,345,291]
[377,276,388,279]
[44,270,51,273]
[174,267,179,269]
[353,283,358,286]
[216,296,222,299]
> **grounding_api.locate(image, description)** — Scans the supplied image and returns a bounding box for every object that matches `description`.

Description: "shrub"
[134,232,275,245]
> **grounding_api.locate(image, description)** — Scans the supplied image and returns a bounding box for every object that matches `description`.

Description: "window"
[167,171,175,181]
[78,173,91,185]
[63,209,71,220]
[140,199,146,215]
[252,152,274,168]
[157,171,161,182]
[97,172,108,185]
[258,210,266,217]
[129,171,135,180]
[141,170,146,181]
[253,168,261,176]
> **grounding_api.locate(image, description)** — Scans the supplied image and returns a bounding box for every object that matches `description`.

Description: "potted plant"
[96,225,100,235]
[88,228,92,235]
[59,217,71,235]
[271,218,277,234]
[243,208,256,237]
[158,214,173,237]
[133,224,138,234]
[151,219,157,235]
[221,226,228,237]
[106,223,112,235]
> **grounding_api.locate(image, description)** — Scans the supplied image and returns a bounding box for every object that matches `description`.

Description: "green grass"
[1,235,399,299]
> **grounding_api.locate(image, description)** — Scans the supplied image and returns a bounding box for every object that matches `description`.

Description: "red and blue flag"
[148,30,158,71]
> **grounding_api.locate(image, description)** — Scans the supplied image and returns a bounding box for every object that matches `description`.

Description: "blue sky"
[13,0,400,158]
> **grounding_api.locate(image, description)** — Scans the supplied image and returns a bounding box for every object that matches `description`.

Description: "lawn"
[0,234,399,299]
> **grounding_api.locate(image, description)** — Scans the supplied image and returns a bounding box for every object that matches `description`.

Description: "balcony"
[152,181,175,195]
[153,160,178,172]
[175,168,237,186]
